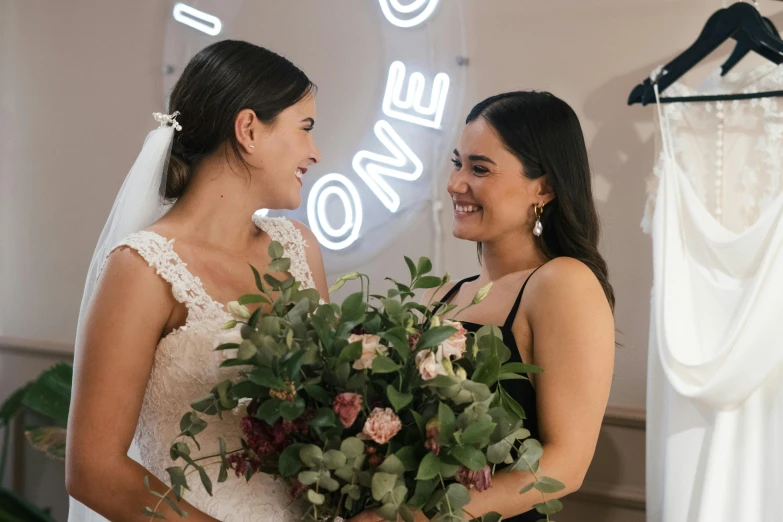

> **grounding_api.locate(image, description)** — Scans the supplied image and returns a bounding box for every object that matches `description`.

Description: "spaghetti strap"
[503,265,545,330]
[431,275,479,315]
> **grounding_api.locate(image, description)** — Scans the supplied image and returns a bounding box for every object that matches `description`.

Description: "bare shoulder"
[527,257,607,303]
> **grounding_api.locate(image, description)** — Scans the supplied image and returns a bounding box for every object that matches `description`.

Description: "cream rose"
[416,350,448,381]
[438,319,467,361]
[349,334,387,370]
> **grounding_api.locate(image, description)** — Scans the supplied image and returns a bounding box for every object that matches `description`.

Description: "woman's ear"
[536,174,556,205]
[234,108,259,153]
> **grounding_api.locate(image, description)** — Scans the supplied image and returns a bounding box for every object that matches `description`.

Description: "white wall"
[4,1,783,520]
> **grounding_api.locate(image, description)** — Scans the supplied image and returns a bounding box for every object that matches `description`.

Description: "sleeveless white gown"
[645,65,783,522]
[69,216,316,522]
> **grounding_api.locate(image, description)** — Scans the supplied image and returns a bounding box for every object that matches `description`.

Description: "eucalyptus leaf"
[415,452,441,480]
[386,385,412,412]
[306,489,325,506]
[448,446,487,471]
[445,483,471,509]
[299,445,324,467]
[341,437,365,459]
[378,454,405,476]
[268,258,291,273]
[323,449,347,470]
[459,421,497,446]
[371,472,397,501]
[533,499,563,515]
[268,241,285,259]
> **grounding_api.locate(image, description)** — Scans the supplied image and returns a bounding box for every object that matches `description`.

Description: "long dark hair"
[466,91,615,311]
[165,40,315,200]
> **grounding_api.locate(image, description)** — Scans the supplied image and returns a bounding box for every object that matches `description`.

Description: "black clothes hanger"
[628,2,783,105]
[720,16,780,75]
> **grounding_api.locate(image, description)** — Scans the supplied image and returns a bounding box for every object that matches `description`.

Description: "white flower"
[227,301,251,320]
[439,320,467,361]
[350,334,387,370]
[416,350,448,381]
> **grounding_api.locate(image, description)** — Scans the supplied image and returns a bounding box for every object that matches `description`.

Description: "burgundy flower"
[239,410,309,456]
[455,465,493,492]
[424,418,441,455]
[333,392,363,428]
[227,451,262,478]
[408,333,420,351]
[290,479,307,499]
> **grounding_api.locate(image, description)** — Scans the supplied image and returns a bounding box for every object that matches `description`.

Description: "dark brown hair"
[467,91,615,311]
[165,40,315,200]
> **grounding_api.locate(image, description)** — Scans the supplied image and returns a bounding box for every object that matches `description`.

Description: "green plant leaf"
[394,446,418,472]
[404,256,417,280]
[24,427,66,460]
[249,264,265,292]
[309,407,337,428]
[279,397,305,420]
[237,340,257,360]
[417,326,458,349]
[268,258,291,273]
[415,452,441,480]
[378,454,405,476]
[341,292,366,322]
[306,489,325,506]
[533,499,563,515]
[459,421,497,446]
[445,483,471,509]
[323,449,347,470]
[339,341,363,363]
[437,402,456,443]
[409,478,437,509]
[371,472,397,501]
[472,353,500,386]
[372,356,401,374]
[0,383,30,425]
[417,257,432,276]
[381,328,410,361]
[255,399,282,425]
[386,385,412,412]
[165,466,190,501]
[487,437,514,464]
[248,368,287,390]
[413,276,442,290]
[448,446,487,471]
[534,476,565,493]
[520,438,544,470]
[498,386,527,421]
[481,512,503,522]
[279,443,305,477]
[341,437,365,459]
[218,438,229,483]
[238,293,270,306]
[268,241,285,259]
[519,481,536,494]
[300,445,324,467]
[21,363,72,424]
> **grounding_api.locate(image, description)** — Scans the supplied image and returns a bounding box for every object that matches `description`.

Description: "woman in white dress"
[65,40,328,522]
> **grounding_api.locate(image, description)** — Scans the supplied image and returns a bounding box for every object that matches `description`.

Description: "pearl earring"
[533,204,544,237]
[249,144,255,149]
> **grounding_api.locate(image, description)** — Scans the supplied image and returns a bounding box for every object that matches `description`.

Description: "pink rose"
[332,392,363,428]
[416,350,448,381]
[455,465,493,492]
[349,334,387,370]
[361,407,402,445]
[438,320,467,361]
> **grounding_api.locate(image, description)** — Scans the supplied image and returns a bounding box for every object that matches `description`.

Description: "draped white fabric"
[645,65,783,522]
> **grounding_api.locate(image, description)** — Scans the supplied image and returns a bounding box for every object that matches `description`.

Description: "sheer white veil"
[68,112,181,522]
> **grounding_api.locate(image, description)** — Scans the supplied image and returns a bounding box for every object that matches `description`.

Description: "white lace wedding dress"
[644,64,783,522]
[120,216,315,522]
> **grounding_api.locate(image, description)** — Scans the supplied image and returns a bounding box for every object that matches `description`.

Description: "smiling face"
[248,93,322,210]
[448,117,550,243]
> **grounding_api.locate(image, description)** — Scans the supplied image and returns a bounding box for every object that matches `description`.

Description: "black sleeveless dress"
[432,272,541,522]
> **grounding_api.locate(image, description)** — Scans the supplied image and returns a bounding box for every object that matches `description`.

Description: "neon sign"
[172,3,222,36]
[377,0,440,28]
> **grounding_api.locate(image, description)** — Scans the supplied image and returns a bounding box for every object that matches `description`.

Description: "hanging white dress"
[644,64,783,522]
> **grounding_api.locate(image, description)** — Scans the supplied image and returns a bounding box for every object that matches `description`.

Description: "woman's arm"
[66,248,220,522]
[290,219,330,303]
[456,257,615,518]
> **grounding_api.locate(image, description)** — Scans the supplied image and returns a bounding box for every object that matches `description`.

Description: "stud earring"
[249,144,255,149]
[533,204,544,237]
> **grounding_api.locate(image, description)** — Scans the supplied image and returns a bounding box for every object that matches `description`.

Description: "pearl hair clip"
[153,111,182,131]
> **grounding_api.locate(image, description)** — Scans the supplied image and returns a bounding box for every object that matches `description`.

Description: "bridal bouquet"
[145,242,564,522]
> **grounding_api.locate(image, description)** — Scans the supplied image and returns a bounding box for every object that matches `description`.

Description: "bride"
[65,40,328,521]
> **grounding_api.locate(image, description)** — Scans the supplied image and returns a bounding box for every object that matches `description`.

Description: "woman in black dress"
[431,91,615,521]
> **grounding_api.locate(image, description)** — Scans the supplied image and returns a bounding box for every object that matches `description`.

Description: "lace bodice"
[643,63,783,234]
[114,217,316,522]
